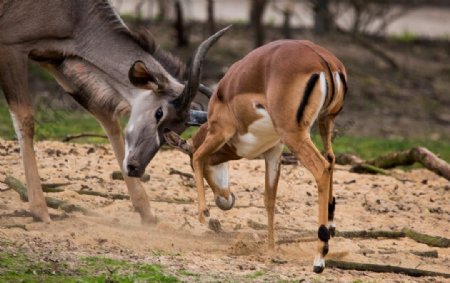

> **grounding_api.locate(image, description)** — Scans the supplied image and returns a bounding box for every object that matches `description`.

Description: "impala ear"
[163,129,193,156]
[128,60,160,91]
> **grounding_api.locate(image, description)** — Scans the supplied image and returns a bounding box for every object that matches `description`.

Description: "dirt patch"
[0,139,449,282]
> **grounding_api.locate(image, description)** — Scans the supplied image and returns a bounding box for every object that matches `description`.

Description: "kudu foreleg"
[67,87,155,224]
[0,51,50,222]
[285,134,331,274]
[95,116,156,224]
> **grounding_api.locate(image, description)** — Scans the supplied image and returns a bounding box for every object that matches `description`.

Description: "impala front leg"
[192,131,231,223]
[205,162,236,211]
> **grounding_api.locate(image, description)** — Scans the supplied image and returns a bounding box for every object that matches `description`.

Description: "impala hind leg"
[319,114,337,236]
[263,143,283,249]
[0,50,50,222]
[284,134,331,273]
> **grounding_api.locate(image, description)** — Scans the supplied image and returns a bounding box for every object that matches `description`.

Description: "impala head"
[124,26,230,177]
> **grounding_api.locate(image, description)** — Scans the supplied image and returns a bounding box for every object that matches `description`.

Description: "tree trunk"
[207,0,216,35]
[313,0,332,34]
[250,0,268,47]
[156,0,168,21]
[282,9,292,38]
[134,0,146,21]
[174,0,189,47]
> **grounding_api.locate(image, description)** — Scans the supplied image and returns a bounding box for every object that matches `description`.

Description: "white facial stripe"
[127,124,135,133]
[156,132,160,147]
[123,142,130,173]
[264,143,283,188]
[209,162,229,190]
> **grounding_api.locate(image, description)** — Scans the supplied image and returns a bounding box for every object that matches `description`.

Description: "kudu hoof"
[141,214,158,225]
[215,193,236,211]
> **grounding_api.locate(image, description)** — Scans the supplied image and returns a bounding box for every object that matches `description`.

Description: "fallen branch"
[335,230,405,239]
[246,220,449,248]
[326,260,450,278]
[42,184,66,193]
[336,146,450,181]
[0,224,27,231]
[402,228,450,248]
[111,171,150,182]
[76,190,130,200]
[169,168,193,179]
[350,164,390,175]
[62,133,108,142]
[410,250,438,258]
[5,176,89,215]
[151,196,194,204]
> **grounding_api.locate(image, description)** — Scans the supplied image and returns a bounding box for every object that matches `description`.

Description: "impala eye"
[155,107,163,122]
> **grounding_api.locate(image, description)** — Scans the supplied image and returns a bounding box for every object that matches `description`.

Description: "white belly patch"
[231,108,280,159]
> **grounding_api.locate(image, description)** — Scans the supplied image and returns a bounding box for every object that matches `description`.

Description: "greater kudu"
[0,0,227,223]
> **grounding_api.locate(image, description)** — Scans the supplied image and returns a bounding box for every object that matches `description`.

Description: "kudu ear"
[163,129,193,156]
[128,61,161,91]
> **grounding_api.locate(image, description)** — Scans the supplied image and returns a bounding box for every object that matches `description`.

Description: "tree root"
[5,176,89,215]
[326,260,450,278]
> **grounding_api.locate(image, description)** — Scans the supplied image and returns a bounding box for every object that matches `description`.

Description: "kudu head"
[124,26,230,177]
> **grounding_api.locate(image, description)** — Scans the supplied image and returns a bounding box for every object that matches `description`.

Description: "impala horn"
[174,25,231,111]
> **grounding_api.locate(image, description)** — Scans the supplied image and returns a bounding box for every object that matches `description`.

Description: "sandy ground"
[0,139,449,282]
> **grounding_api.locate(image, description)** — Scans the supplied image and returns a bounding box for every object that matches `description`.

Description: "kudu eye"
[155,107,163,123]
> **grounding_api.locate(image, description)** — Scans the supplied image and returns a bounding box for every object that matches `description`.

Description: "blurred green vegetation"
[0,101,448,163]
[390,30,418,43]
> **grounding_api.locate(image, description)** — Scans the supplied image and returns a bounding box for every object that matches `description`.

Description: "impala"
[164,39,348,273]
[0,0,228,223]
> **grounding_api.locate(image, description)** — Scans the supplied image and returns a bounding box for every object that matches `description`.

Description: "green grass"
[0,99,109,143]
[314,134,450,163]
[0,251,178,283]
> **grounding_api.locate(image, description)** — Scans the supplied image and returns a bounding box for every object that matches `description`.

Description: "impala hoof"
[313,255,325,274]
[215,193,235,211]
[198,209,210,223]
[208,218,222,233]
[313,264,325,274]
[329,225,336,237]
